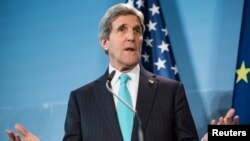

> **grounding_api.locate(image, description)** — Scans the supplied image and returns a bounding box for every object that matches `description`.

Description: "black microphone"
[107,70,116,89]
[106,70,144,141]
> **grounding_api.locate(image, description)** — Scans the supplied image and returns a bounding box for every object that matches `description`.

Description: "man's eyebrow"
[114,24,141,31]
[134,25,141,29]
[116,24,126,29]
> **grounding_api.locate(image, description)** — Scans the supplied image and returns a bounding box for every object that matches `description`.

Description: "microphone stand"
[106,74,144,141]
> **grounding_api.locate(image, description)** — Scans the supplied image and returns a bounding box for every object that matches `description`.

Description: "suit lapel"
[135,67,158,132]
[94,71,122,141]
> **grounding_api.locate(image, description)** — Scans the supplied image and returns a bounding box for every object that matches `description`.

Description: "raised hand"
[202,108,239,141]
[6,124,40,141]
[211,108,239,125]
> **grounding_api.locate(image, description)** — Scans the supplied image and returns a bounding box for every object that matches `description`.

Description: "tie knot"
[120,74,130,84]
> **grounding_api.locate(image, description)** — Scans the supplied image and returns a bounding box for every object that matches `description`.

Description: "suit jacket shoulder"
[63,70,123,141]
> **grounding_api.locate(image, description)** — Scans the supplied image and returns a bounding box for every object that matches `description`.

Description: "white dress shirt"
[108,64,140,111]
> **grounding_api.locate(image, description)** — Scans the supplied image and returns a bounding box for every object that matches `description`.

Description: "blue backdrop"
[0,0,244,140]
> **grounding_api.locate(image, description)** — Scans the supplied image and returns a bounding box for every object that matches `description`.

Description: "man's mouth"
[124,47,135,51]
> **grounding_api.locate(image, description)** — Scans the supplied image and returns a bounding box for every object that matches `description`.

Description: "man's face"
[101,15,143,72]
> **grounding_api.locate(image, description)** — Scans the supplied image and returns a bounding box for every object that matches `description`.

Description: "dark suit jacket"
[63,67,199,141]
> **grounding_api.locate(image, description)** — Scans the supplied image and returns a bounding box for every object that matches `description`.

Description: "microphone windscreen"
[107,70,116,82]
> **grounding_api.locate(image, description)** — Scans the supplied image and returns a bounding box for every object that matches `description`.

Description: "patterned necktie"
[117,73,134,141]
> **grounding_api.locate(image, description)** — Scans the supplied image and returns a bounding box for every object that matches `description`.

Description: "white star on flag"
[142,52,150,63]
[144,37,153,47]
[147,20,157,31]
[158,41,169,53]
[161,28,168,36]
[171,65,178,74]
[127,0,134,6]
[149,4,160,16]
[136,0,145,8]
[154,58,166,70]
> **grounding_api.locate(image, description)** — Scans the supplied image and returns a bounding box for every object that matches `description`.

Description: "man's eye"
[118,27,125,32]
[136,29,141,33]
[134,28,142,34]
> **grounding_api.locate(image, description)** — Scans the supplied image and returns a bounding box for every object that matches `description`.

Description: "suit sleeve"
[62,91,82,141]
[174,83,199,141]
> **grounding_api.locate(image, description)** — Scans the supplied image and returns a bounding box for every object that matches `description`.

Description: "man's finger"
[224,108,235,124]
[225,108,235,118]
[6,130,16,141]
[224,115,232,125]
[211,119,217,125]
[233,115,239,125]
[15,134,21,141]
[218,117,224,125]
[15,124,29,137]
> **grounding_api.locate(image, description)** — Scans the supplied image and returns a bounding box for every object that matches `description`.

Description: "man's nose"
[127,30,135,41]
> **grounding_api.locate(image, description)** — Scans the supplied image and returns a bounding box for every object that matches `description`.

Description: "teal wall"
[0,0,244,140]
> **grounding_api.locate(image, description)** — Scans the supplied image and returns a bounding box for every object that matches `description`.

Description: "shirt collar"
[108,64,140,83]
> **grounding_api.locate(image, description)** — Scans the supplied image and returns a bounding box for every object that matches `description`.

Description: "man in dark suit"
[6,3,239,141]
[62,3,198,141]
[63,69,198,141]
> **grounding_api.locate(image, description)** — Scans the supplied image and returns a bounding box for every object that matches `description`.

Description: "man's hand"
[202,108,239,141]
[6,124,40,141]
[211,108,239,125]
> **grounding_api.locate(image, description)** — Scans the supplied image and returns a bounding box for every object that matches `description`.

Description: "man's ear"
[100,38,109,52]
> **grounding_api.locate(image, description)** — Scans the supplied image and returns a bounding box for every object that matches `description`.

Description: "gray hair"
[98,3,145,41]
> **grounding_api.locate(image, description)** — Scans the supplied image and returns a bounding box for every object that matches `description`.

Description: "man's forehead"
[112,15,140,27]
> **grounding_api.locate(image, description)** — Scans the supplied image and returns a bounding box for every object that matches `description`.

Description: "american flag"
[127,0,180,80]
